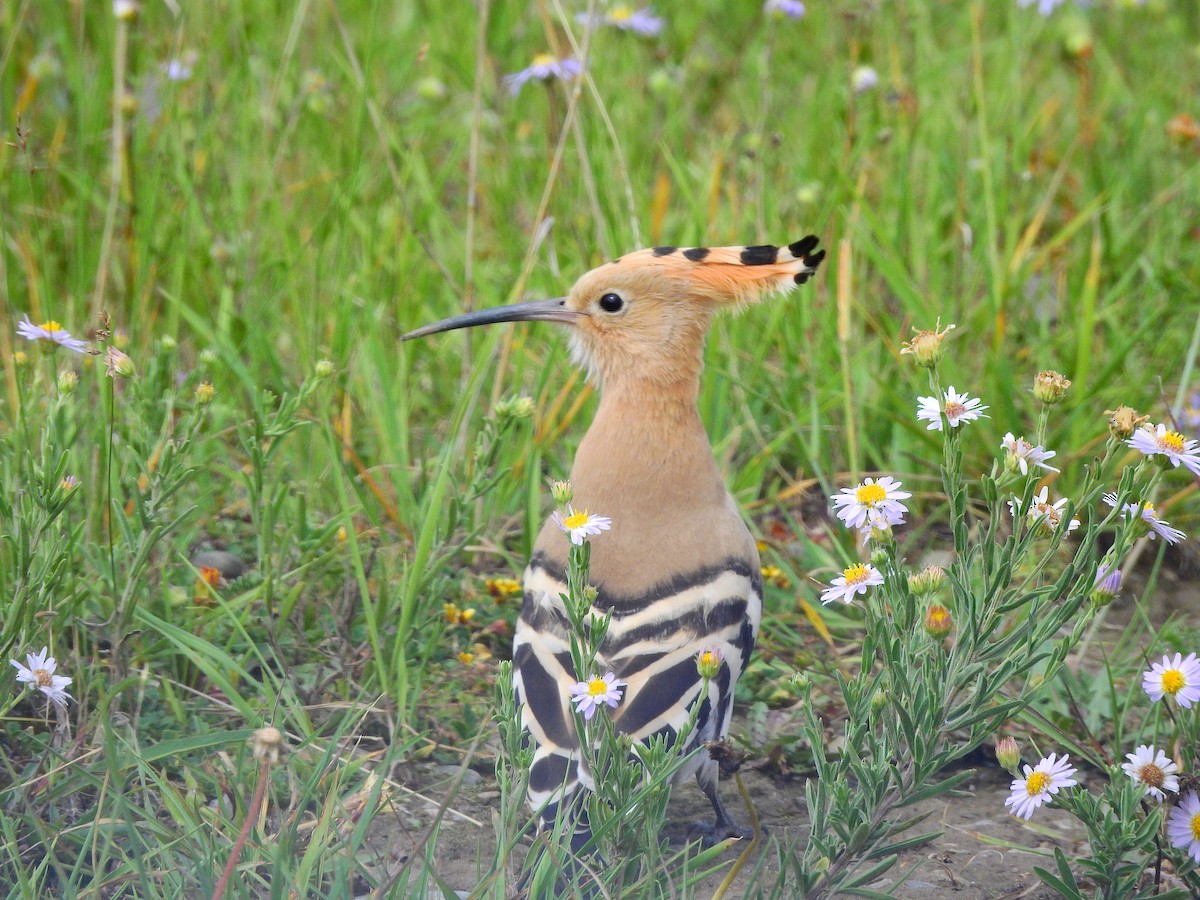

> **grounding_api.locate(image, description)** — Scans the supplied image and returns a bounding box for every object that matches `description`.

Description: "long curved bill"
[402,297,579,341]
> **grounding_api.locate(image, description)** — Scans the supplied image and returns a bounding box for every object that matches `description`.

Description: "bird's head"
[403,237,824,390]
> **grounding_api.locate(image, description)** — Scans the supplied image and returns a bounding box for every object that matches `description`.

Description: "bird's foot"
[687,818,757,849]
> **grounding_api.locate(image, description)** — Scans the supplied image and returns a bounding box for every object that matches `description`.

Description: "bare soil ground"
[365,758,1088,898]
[361,559,1198,897]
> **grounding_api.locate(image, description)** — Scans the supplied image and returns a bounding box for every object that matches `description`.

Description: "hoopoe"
[404,236,825,846]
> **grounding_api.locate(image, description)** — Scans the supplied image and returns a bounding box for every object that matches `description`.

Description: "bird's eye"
[598,293,624,313]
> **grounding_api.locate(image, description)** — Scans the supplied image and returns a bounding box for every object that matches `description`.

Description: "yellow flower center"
[1192,812,1200,841]
[855,483,887,506]
[39,320,63,333]
[699,651,717,668]
[843,563,870,586]
[1160,431,1186,454]
[610,5,632,20]
[563,511,590,529]
[944,401,966,419]
[1162,669,1186,695]
[1138,763,1164,788]
[32,668,53,688]
[1025,770,1050,797]
[586,677,609,697]
[532,52,555,67]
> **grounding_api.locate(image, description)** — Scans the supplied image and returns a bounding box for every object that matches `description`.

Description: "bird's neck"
[571,374,724,511]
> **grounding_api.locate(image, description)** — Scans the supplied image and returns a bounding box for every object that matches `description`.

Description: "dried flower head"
[900,321,955,368]
[1033,370,1071,405]
[1104,405,1147,440]
[104,347,136,379]
[250,726,284,765]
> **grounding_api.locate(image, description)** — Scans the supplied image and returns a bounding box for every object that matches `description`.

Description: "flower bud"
[551,480,573,507]
[1033,370,1071,405]
[1104,406,1147,441]
[870,689,890,711]
[194,382,215,405]
[159,335,177,351]
[900,322,955,369]
[60,475,80,493]
[495,395,534,420]
[57,370,78,395]
[869,546,890,570]
[924,603,953,639]
[582,585,599,604]
[13,351,28,368]
[697,648,723,681]
[314,359,335,379]
[1090,563,1121,608]
[908,564,946,598]
[199,348,219,366]
[995,736,1020,775]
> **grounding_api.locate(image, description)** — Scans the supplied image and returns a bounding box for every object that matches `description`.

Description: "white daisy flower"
[16,315,89,353]
[851,66,879,93]
[1168,790,1200,864]
[820,562,884,605]
[577,5,664,36]
[552,506,612,545]
[1000,433,1059,475]
[1103,493,1186,544]
[503,54,583,95]
[764,0,806,19]
[1143,652,1200,708]
[916,386,988,431]
[10,646,74,709]
[568,672,627,721]
[1128,423,1200,476]
[1004,752,1078,820]
[1121,745,1179,802]
[830,476,911,530]
[1010,486,1080,535]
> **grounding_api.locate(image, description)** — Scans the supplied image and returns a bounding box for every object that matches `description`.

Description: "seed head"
[104,347,136,379]
[1033,370,1071,405]
[250,726,284,766]
[1104,406,1147,440]
[900,321,955,368]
